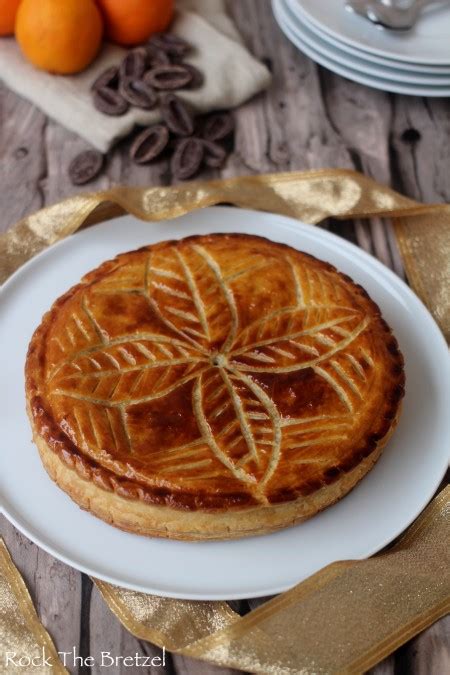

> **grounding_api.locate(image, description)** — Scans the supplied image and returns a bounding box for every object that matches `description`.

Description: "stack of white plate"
[272,0,450,96]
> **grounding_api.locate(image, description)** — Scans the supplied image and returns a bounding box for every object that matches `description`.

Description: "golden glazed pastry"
[26,233,405,540]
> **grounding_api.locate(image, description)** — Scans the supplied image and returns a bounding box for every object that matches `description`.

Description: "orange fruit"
[0,0,22,36]
[15,0,103,75]
[96,0,174,46]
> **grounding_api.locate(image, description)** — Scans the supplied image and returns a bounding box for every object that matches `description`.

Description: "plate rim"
[273,0,450,97]
[290,0,450,66]
[1,205,449,600]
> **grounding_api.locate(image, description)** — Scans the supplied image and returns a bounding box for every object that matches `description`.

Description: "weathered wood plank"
[0,516,82,665]
[0,84,46,234]
[367,655,396,675]
[390,96,450,203]
[406,614,450,675]
[88,585,167,675]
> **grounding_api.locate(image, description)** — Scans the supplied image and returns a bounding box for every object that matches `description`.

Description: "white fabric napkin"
[0,0,270,152]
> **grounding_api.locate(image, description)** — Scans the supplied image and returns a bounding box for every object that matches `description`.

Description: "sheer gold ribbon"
[0,540,68,674]
[0,169,448,338]
[1,169,449,673]
[96,486,450,673]
[1,489,448,673]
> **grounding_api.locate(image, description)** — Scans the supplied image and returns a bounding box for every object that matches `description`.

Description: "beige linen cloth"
[0,0,270,152]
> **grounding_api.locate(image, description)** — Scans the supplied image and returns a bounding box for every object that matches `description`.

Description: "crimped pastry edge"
[29,400,400,541]
[25,233,406,514]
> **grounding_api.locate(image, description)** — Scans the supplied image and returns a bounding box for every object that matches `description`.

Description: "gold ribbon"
[1,489,448,673]
[1,169,449,338]
[94,486,450,673]
[0,540,68,674]
[1,169,449,673]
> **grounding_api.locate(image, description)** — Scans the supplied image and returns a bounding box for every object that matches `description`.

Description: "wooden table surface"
[1,1,448,673]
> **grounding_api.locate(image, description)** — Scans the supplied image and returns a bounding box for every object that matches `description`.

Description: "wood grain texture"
[0,1,448,673]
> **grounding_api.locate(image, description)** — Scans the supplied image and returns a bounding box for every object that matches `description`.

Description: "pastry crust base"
[30,402,399,540]
[25,233,405,539]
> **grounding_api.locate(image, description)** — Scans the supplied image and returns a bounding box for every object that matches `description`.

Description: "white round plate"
[274,0,450,97]
[289,1,450,74]
[284,0,450,84]
[292,0,450,65]
[1,208,449,600]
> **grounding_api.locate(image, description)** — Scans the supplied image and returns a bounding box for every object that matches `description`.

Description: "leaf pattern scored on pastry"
[49,244,375,489]
[51,336,206,405]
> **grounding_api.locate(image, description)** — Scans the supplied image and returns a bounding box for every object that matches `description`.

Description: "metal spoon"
[345,0,450,31]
